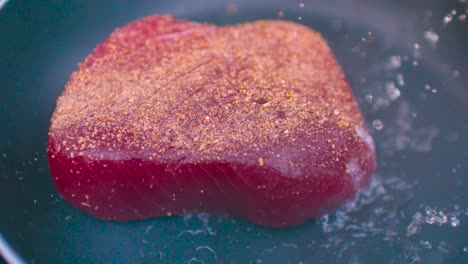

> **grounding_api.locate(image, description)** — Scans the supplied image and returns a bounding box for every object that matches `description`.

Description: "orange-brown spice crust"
[50,15,364,172]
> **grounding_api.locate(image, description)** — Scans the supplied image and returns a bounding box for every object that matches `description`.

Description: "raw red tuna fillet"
[48,15,376,228]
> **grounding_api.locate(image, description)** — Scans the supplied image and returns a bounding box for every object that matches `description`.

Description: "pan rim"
[0,234,25,264]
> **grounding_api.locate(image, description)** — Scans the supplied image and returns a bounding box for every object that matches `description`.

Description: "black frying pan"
[1,0,467,263]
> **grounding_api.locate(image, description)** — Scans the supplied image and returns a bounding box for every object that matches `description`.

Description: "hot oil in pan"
[2,1,466,263]
[156,4,467,263]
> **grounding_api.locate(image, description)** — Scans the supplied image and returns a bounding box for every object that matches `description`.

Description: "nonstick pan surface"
[0,0,467,263]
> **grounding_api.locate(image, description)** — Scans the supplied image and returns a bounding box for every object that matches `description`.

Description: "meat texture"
[48,15,376,227]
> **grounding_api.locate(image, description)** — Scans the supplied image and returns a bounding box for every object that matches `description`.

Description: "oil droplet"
[396,73,405,86]
[372,120,384,130]
[387,56,401,69]
[424,31,439,46]
[450,216,460,227]
[420,240,432,249]
[443,15,452,24]
[426,207,437,216]
[412,43,421,58]
[385,81,401,100]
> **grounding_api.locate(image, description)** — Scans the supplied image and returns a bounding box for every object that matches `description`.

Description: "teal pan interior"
[0,0,467,263]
